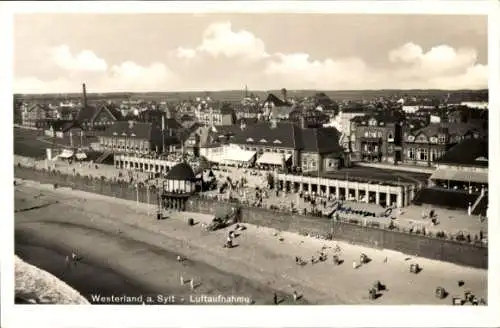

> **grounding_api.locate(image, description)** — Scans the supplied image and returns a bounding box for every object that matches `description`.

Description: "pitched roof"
[412,122,478,137]
[76,105,98,122]
[265,93,292,107]
[101,121,154,139]
[231,122,298,149]
[166,162,195,181]
[231,122,343,153]
[91,104,122,122]
[437,138,488,167]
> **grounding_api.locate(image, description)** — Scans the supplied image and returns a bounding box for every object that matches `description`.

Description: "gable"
[414,132,428,143]
[93,107,116,123]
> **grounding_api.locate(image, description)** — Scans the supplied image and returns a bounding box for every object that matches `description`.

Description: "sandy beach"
[14,179,487,305]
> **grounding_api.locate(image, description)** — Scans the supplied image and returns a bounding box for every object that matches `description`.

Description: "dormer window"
[407,136,415,142]
[122,132,127,136]
[369,119,377,126]
[273,139,282,144]
[246,138,254,142]
[379,122,385,126]
[260,139,267,143]
[113,132,118,136]
[130,133,136,137]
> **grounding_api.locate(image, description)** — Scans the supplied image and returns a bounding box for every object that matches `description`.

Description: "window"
[369,119,377,126]
[364,131,369,137]
[407,148,415,160]
[388,133,394,141]
[260,139,267,143]
[273,139,282,144]
[407,135,415,142]
[418,148,428,161]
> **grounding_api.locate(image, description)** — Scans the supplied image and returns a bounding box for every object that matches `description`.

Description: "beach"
[14,179,487,305]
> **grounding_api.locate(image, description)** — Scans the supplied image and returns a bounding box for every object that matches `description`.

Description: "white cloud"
[175,47,197,60]
[15,45,179,93]
[49,45,108,72]
[261,42,487,90]
[177,21,268,61]
[14,31,487,93]
[388,42,479,78]
[105,61,178,91]
[264,53,370,89]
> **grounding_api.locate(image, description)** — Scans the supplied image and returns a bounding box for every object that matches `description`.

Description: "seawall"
[14,164,487,269]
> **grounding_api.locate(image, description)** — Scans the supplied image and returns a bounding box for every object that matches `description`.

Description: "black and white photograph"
[1,1,499,328]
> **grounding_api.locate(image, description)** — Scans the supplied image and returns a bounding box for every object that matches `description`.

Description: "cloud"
[388,42,480,79]
[14,25,488,93]
[176,21,268,61]
[264,53,371,89]
[175,47,197,60]
[15,45,179,93]
[49,45,108,72]
[261,42,486,90]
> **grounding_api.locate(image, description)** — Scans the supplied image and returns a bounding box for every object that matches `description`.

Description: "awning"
[59,149,74,159]
[431,169,488,184]
[223,149,256,163]
[205,153,225,164]
[256,152,291,165]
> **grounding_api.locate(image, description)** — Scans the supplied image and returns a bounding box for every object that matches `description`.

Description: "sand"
[14,179,487,305]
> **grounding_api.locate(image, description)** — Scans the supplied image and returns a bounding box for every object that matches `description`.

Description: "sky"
[13,13,488,93]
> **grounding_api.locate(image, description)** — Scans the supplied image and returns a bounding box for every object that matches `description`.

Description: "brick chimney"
[82,83,87,109]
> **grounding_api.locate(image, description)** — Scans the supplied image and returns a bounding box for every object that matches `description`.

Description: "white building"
[460,101,488,110]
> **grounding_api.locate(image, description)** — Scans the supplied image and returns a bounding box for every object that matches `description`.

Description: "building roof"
[437,138,488,167]
[230,122,343,154]
[76,105,98,123]
[351,112,402,125]
[166,162,195,180]
[412,122,478,137]
[265,93,292,107]
[102,121,154,139]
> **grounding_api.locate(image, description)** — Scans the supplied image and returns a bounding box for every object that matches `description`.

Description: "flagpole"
[147,182,150,215]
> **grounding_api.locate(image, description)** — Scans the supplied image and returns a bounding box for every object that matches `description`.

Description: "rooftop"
[437,138,488,167]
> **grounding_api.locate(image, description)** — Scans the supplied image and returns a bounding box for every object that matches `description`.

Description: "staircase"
[95,150,113,164]
[471,189,486,215]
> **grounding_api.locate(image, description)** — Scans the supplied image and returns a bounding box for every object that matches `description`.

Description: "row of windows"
[406,148,445,161]
[241,146,293,156]
[100,137,149,149]
[362,131,394,139]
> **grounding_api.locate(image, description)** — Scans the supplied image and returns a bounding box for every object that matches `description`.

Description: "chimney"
[82,83,87,109]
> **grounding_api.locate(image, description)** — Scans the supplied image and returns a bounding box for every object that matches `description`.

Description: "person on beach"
[384,257,388,264]
[273,292,278,305]
[180,275,185,285]
[190,279,195,290]
[293,291,298,302]
[65,255,71,269]
[352,260,357,269]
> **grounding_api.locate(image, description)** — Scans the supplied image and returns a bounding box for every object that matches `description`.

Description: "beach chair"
[435,287,446,299]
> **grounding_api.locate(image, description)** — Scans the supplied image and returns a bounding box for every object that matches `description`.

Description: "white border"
[1,1,499,327]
